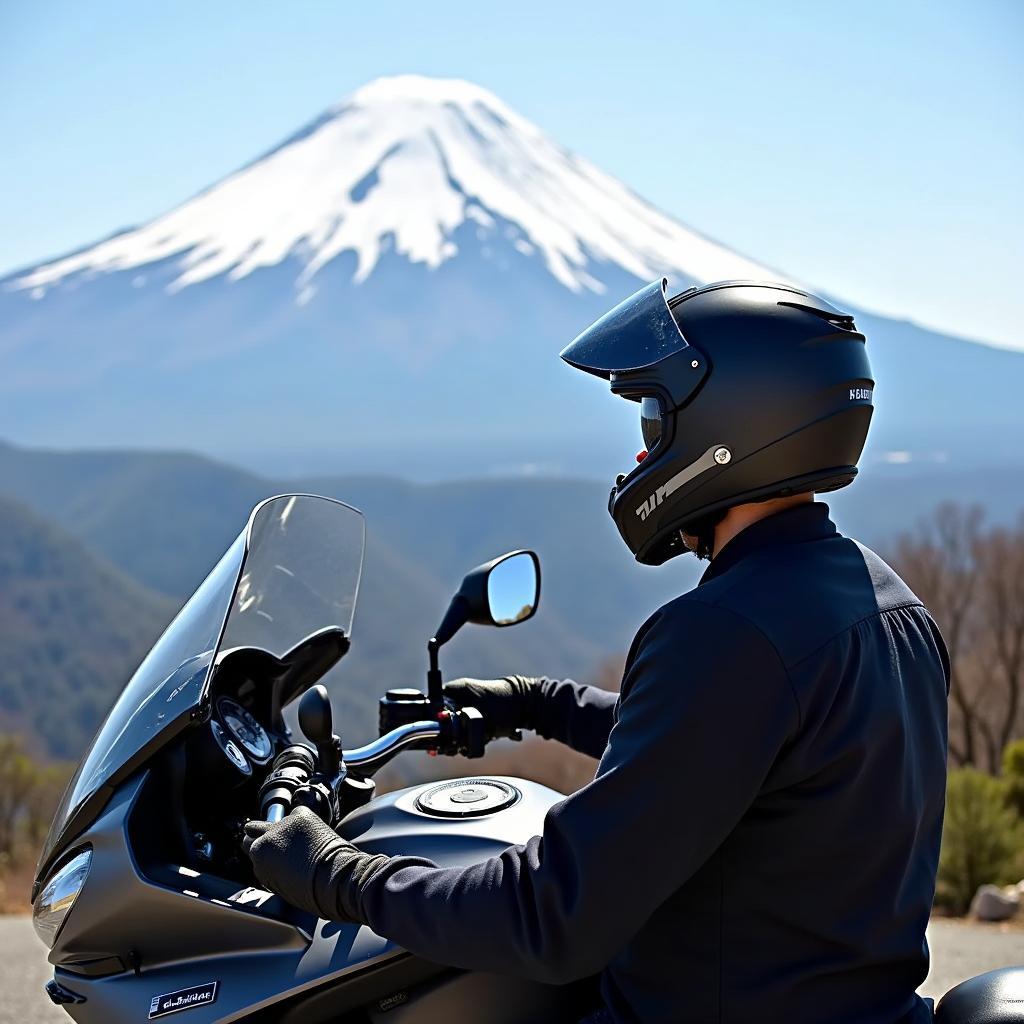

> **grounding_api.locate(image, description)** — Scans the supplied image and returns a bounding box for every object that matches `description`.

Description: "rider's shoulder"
[633,589,772,651]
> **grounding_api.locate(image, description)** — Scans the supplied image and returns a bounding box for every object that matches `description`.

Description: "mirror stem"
[434,595,470,648]
[427,637,443,709]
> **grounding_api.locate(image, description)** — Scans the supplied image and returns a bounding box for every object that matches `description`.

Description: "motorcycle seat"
[933,967,1024,1024]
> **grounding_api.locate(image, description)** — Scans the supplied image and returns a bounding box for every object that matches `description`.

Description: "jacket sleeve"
[531,676,619,758]
[351,599,799,984]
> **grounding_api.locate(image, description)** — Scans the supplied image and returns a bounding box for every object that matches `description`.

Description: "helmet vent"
[667,287,699,309]
[778,300,858,333]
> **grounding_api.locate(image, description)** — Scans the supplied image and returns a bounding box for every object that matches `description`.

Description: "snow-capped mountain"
[12,76,780,303]
[1,75,1021,478]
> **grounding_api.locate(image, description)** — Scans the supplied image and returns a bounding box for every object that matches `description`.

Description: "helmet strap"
[681,509,728,561]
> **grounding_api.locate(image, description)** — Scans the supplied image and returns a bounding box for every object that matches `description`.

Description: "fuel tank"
[339,775,563,865]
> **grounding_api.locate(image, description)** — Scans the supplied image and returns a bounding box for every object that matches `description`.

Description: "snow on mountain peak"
[12,75,783,302]
[346,74,521,113]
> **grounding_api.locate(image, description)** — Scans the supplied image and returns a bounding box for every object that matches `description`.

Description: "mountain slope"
[9,77,780,305]
[0,441,634,753]
[0,440,269,594]
[0,495,175,758]
[0,75,1021,476]
[2,439,1023,759]
[0,440,678,693]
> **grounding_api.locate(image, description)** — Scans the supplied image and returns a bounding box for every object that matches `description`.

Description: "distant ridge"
[1,438,1022,760]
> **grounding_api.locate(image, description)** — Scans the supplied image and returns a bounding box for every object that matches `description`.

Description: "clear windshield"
[220,495,362,657]
[37,494,364,880]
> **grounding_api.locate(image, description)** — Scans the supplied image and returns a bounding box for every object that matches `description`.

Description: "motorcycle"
[30,494,1021,1023]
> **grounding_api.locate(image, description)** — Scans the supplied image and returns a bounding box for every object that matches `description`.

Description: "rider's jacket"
[352,502,950,1024]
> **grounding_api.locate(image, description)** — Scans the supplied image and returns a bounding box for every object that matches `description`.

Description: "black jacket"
[351,503,950,1023]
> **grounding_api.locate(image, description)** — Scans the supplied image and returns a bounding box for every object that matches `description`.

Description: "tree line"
[894,504,1024,773]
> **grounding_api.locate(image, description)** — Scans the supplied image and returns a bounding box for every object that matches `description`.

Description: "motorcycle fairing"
[36,494,365,893]
[46,770,568,1023]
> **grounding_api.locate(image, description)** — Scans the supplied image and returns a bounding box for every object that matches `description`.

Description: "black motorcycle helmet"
[561,279,874,565]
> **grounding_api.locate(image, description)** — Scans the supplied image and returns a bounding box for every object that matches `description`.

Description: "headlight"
[32,847,92,947]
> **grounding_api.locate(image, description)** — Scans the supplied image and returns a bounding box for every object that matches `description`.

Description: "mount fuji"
[1,75,1021,478]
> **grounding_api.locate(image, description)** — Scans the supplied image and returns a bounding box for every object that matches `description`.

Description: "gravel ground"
[2,915,1022,1022]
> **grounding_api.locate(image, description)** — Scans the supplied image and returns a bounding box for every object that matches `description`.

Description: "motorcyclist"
[245,280,950,1024]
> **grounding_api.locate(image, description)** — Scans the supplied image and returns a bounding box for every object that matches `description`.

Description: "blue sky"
[2,0,1021,348]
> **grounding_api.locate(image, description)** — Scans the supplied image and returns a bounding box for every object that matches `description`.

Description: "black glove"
[243,807,388,922]
[442,675,541,739]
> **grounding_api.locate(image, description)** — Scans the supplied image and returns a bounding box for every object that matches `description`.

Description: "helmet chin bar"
[628,444,731,523]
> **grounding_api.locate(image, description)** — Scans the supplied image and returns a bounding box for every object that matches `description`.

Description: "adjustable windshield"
[220,494,363,657]
[37,494,364,881]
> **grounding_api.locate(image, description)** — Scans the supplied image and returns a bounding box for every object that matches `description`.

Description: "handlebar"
[343,720,442,773]
[257,710,484,823]
[258,721,443,822]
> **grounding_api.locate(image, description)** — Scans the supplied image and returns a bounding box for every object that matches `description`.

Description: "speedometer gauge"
[217,697,273,762]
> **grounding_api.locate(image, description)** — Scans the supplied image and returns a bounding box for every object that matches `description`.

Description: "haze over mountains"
[0,440,662,758]
[3,436,1023,762]
[1,75,1021,479]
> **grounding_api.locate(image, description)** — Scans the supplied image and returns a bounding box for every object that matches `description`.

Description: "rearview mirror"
[434,550,541,646]
[425,550,541,709]
[486,551,540,626]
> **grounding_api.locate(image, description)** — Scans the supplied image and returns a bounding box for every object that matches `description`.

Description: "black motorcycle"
[31,494,1021,1022]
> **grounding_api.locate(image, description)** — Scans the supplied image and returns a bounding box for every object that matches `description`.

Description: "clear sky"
[2,0,1021,348]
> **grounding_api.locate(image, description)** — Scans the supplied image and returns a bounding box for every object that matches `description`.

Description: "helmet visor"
[640,396,663,451]
[560,279,691,379]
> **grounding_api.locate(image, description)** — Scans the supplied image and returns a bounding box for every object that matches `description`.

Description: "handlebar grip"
[447,706,486,758]
[258,744,315,820]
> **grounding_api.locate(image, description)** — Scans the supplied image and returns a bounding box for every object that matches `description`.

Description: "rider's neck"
[712,493,815,560]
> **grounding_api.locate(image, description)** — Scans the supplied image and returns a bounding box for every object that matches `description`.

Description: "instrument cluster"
[211,696,274,775]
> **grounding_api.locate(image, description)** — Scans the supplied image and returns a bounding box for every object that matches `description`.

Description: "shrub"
[1002,739,1024,818]
[0,735,73,861]
[937,767,1024,915]
[0,737,38,858]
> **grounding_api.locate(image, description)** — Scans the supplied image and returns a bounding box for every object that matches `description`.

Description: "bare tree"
[894,504,985,767]
[892,505,1024,773]
[974,516,1024,760]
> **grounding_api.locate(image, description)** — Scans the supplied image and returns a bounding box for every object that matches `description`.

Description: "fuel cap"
[415,778,519,818]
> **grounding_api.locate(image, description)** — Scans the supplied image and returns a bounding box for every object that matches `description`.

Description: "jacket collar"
[699,501,838,585]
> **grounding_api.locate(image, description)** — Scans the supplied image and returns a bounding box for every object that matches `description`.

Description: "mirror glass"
[486,553,539,626]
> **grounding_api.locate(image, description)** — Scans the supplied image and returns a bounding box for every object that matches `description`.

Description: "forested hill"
[2,439,1023,761]
[0,495,175,758]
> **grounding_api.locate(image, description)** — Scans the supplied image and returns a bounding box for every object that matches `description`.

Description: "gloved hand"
[243,806,388,922]
[443,675,541,740]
